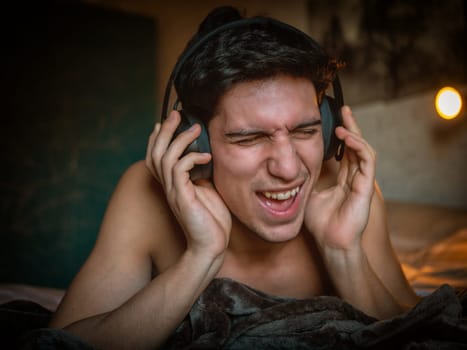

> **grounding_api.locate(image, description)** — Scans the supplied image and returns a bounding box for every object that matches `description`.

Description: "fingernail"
[342,105,351,114]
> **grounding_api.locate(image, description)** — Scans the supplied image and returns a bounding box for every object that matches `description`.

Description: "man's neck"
[217,220,328,298]
[228,217,299,255]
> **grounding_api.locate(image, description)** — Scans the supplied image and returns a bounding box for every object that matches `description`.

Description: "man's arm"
[307,106,418,319]
[362,185,420,305]
[50,162,221,349]
[319,160,419,309]
[51,110,232,348]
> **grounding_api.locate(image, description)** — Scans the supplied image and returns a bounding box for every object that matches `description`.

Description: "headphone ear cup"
[173,111,213,180]
[320,96,344,160]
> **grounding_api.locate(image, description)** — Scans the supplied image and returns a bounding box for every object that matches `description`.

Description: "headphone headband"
[161,16,343,121]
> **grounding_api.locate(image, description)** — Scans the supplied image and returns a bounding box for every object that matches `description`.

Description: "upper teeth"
[263,186,299,200]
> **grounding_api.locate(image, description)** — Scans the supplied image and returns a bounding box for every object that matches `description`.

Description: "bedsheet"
[400,229,467,295]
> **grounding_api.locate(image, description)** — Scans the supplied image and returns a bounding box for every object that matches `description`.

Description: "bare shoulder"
[94,160,183,257]
[50,161,185,327]
[110,161,187,267]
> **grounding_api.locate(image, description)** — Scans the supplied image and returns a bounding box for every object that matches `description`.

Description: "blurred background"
[1,0,465,289]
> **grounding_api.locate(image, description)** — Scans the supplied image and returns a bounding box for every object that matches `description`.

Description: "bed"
[1,200,466,348]
[386,200,467,295]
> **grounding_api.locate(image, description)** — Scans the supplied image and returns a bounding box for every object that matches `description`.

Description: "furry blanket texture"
[4,278,466,349]
[163,278,467,350]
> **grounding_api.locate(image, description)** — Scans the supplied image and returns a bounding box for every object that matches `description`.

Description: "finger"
[153,111,181,158]
[335,129,375,191]
[343,133,374,172]
[336,144,351,190]
[172,151,212,192]
[335,133,360,192]
[169,152,212,216]
[150,111,182,187]
[341,106,362,137]
[336,126,371,155]
[160,123,204,191]
[145,122,161,178]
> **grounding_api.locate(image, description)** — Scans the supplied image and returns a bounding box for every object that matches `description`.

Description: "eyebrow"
[224,119,322,139]
[293,120,322,129]
[224,129,264,139]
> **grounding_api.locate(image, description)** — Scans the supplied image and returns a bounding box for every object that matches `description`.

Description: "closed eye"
[225,119,321,145]
[292,127,320,139]
[291,119,322,139]
[231,134,268,146]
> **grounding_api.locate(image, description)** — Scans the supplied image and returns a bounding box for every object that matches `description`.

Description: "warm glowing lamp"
[435,87,462,120]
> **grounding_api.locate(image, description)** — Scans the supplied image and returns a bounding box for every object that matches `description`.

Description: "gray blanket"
[11,278,467,349]
[163,278,467,349]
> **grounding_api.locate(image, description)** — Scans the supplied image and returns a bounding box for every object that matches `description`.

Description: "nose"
[266,137,301,181]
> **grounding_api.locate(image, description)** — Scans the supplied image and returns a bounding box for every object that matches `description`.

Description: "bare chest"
[216,244,330,299]
[151,219,331,299]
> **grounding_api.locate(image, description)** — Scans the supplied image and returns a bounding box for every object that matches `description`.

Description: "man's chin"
[252,221,303,244]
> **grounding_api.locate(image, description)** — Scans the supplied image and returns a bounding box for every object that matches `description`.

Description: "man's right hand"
[145,111,232,261]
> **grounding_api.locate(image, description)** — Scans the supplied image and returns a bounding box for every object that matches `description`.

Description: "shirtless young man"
[50,7,419,349]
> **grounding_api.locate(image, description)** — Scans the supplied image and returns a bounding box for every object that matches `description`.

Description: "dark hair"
[174,6,343,124]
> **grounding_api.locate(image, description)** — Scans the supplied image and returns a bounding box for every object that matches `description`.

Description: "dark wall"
[308,0,466,104]
[0,2,156,288]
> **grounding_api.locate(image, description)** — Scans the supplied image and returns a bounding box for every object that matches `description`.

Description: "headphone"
[162,17,345,181]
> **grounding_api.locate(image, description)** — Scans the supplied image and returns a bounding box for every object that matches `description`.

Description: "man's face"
[209,75,324,242]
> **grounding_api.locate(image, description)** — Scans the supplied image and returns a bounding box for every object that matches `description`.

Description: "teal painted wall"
[1,2,156,288]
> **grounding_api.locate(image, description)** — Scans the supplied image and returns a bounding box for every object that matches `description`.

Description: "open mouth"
[257,185,301,216]
[262,186,300,200]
